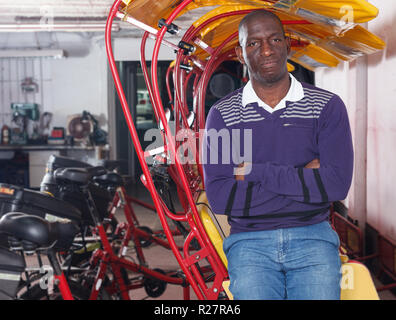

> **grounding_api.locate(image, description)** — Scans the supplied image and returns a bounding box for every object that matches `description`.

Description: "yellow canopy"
[120,0,385,70]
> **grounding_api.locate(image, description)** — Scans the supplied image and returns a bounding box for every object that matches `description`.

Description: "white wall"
[366,0,396,240]
[49,35,109,129]
[0,32,177,131]
[113,36,178,61]
[315,1,396,241]
[0,32,109,134]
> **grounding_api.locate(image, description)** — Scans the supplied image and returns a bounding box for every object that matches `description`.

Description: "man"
[202,10,353,300]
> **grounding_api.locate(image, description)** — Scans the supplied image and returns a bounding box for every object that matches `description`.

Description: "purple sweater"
[202,82,354,234]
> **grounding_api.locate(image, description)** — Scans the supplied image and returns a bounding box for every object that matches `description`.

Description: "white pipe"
[0,23,120,32]
[0,49,65,59]
[116,11,180,51]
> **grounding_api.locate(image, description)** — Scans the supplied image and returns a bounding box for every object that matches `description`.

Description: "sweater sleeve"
[202,106,293,216]
[247,94,354,203]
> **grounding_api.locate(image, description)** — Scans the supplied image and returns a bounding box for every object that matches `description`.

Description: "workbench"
[0,145,107,188]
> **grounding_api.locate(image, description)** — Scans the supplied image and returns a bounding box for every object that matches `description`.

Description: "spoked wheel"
[137,226,153,248]
[143,268,167,298]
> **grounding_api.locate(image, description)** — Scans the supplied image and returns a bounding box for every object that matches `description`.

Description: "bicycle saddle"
[93,172,124,188]
[0,183,82,224]
[54,166,107,185]
[46,154,92,172]
[97,159,127,171]
[0,212,79,251]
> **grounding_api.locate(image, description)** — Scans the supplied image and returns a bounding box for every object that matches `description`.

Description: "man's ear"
[285,36,291,55]
[235,45,245,65]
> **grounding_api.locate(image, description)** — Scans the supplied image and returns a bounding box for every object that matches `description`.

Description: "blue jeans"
[223,221,342,300]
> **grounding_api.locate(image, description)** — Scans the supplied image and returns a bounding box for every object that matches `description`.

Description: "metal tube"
[107,0,206,300]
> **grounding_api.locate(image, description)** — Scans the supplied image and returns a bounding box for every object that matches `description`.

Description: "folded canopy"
[120,0,385,70]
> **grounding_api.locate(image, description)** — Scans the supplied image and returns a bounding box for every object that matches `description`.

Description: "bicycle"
[52,166,189,300]
[0,211,92,300]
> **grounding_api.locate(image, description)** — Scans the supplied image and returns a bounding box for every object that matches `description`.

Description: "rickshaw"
[105,0,385,300]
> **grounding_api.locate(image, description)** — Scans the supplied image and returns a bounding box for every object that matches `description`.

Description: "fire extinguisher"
[1,125,10,145]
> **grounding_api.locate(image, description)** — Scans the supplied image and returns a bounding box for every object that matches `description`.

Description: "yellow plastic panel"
[274,0,379,35]
[196,192,228,268]
[287,62,295,72]
[192,9,310,59]
[122,0,201,29]
[192,3,273,29]
[317,25,386,61]
[222,280,233,299]
[294,0,378,23]
[122,0,270,30]
[340,261,380,300]
[121,0,384,66]
[290,43,340,70]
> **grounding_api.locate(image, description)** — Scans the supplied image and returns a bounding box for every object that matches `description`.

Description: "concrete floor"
[117,183,198,300]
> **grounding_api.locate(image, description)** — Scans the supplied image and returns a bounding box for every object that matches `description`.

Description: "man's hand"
[235,162,252,181]
[305,158,320,169]
[234,159,320,182]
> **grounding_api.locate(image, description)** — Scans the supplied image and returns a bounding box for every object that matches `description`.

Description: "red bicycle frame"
[106,0,312,300]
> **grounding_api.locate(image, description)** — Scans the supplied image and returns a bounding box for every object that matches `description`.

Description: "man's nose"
[260,40,274,56]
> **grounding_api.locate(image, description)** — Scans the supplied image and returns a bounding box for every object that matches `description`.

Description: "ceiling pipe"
[0,23,120,32]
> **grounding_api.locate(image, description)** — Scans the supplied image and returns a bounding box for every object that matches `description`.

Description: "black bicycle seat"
[93,172,124,188]
[86,166,107,177]
[0,212,79,252]
[54,166,106,185]
[0,183,82,224]
[0,212,56,250]
[97,159,127,171]
[46,154,92,172]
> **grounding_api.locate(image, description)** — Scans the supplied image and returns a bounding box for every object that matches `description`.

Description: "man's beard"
[253,68,287,86]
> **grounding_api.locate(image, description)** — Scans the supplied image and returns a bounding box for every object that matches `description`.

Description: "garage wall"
[0,32,176,135]
[0,32,109,133]
[315,1,396,241]
[1,3,394,240]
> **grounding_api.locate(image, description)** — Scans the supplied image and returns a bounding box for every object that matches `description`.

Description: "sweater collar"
[242,73,304,113]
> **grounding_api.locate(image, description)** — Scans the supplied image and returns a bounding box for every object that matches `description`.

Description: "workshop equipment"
[67,113,92,144]
[10,103,39,145]
[47,127,66,145]
[81,111,108,146]
[67,111,107,146]
[1,125,10,145]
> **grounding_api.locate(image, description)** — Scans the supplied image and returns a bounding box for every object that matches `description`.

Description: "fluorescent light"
[0,23,120,32]
[0,49,65,59]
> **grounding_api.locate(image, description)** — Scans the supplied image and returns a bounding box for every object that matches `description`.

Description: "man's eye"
[247,41,257,47]
[272,38,282,43]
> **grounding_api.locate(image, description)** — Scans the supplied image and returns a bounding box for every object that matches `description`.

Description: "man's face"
[236,15,290,86]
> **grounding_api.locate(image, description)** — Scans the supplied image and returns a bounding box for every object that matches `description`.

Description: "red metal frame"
[376,234,396,292]
[106,0,316,300]
[107,0,229,300]
[331,211,364,257]
[55,273,74,300]
[86,207,185,300]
